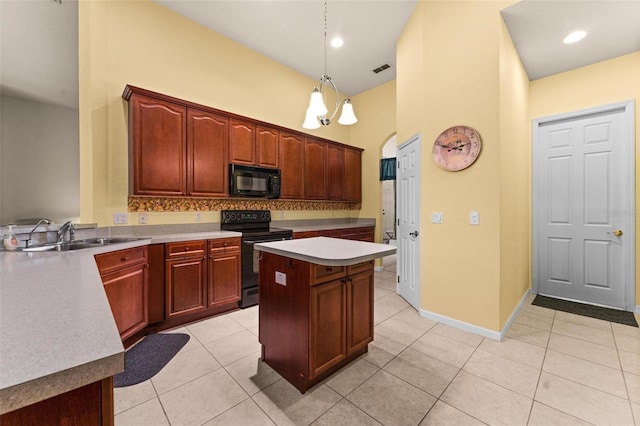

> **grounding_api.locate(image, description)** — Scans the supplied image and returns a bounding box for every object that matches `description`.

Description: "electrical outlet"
[195,212,202,221]
[138,212,148,224]
[114,213,128,224]
[280,211,285,219]
[431,212,443,224]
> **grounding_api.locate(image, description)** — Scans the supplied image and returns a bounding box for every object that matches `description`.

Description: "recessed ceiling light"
[330,37,344,48]
[563,30,587,44]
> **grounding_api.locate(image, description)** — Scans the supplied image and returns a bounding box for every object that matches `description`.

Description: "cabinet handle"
[326,267,333,272]
[121,256,129,262]
[223,242,228,247]
[185,247,190,251]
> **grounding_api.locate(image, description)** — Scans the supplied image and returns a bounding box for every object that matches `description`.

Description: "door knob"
[409,231,419,237]
[613,229,623,237]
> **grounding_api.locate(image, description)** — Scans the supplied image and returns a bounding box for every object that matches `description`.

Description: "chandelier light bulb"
[308,88,328,116]
[338,99,357,125]
[303,107,321,129]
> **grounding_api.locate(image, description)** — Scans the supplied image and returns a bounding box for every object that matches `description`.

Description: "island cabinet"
[95,246,149,342]
[258,252,374,393]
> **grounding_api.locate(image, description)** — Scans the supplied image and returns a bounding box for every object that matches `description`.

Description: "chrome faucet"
[25,219,51,248]
[56,221,75,244]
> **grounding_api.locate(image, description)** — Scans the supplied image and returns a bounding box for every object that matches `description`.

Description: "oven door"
[241,234,291,290]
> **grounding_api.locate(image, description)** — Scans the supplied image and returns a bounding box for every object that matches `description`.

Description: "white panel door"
[397,135,421,310]
[535,105,634,309]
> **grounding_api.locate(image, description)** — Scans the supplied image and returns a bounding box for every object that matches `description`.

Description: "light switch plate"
[195,212,202,221]
[470,211,480,225]
[431,212,443,224]
[114,213,128,224]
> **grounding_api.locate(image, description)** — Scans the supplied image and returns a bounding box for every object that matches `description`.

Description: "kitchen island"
[255,237,395,392]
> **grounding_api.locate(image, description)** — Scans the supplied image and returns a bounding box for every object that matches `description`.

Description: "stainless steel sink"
[19,237,144,252]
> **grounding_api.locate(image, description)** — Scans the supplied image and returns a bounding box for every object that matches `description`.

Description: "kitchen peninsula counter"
[0,230,240,418]
[255,237,395,393]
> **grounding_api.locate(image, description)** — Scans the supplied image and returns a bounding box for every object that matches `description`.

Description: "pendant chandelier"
[302,1,358,130]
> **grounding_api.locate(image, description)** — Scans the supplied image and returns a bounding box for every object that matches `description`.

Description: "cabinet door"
[229,119,256,165]
[309,279,346,379]
[165,256,206,318]
[327,144,345,200]
[207,251,241,308]
[130,94,187,196]
[344,147,362,202]
[279,132,305,199]
[188,108,228,197]
[304,138,327,200]
[102,263,148,341]
[346,270,374,355]
[256,126,279,168]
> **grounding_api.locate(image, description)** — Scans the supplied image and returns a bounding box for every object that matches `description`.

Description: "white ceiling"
[1,0,638,108]
[0,0,78,109]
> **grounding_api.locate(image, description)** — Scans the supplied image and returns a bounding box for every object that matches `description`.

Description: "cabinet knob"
[326,267,333,272]
[186,247,190,251]
[223,242,228,247]
[121,256,128,262]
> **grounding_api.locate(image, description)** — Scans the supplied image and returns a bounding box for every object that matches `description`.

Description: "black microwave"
[229,164,281,198]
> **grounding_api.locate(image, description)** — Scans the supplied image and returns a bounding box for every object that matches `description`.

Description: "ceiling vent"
[372,63,391,74]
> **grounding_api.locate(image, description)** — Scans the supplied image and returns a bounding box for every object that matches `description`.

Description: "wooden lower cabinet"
[259,252,374,392]
[293,226,374,242]
[1,378,114,426]
[95,247,149,342]
[165,240,207,318]
[165,238,241,319]
[207,239,241,308]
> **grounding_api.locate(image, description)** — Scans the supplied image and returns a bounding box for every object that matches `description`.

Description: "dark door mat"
[114,333,190,387]
[532,295,638,327]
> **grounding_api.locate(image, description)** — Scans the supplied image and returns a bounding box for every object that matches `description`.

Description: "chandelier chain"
[323,0,327,78]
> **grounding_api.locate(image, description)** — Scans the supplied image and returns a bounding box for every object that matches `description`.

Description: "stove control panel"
[221,210,271,224]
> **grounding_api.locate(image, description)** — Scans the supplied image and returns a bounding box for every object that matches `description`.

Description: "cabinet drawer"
[208,237,241,255]
[310,264,346,285]
[347,260,374,276]
[165,240,206,258]
[95,246,148,276]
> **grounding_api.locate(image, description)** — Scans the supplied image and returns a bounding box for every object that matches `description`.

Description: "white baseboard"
[418,309,502,341]
[418,290,531,342]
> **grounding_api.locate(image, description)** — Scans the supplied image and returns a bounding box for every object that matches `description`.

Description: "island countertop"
[255,237,396,266]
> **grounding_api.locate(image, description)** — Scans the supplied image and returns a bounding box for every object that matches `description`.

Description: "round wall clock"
[432,125,482,171]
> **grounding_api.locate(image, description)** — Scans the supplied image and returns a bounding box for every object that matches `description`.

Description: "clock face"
[432,126,482,171]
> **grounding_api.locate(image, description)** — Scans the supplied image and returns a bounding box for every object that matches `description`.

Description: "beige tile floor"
[114,255,640,425]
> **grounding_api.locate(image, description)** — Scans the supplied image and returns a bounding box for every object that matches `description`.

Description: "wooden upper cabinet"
[327,144,346,200]
[279,131,305,199]
[345,147,362,202]
[304,138,327,200]
[256,126,279,168]
[229,119,256,165]
[187,109,228,197]
[129,94,187,196]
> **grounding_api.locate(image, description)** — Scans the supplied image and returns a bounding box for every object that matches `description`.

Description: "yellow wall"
[498,19,531,325]
[529,52,640,306]
[350,80,397,241]
[78,0,393,227]
[397,0,524,332]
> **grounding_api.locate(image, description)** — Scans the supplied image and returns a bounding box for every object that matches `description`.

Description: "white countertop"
[0,230,240,414]
[255,237,396,266]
